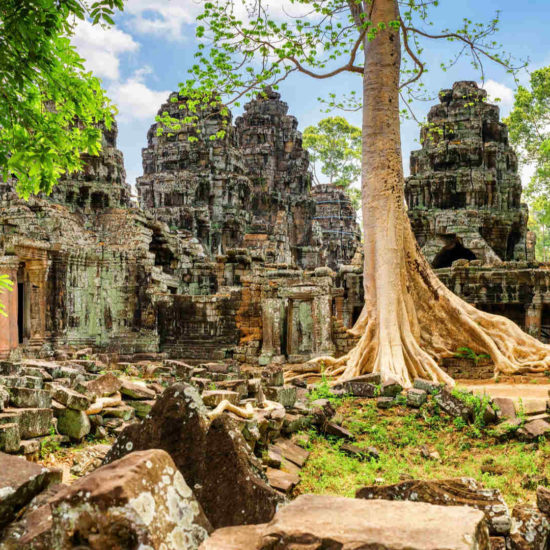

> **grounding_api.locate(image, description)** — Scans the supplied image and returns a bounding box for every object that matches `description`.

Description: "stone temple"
[0,81,549,372]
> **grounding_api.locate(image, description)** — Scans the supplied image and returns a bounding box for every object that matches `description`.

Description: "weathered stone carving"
[406,81,531,266]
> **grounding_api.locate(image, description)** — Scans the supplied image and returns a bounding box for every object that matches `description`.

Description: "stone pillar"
[260,297,283,365]
[525,294,543,339]
[334,296,344,321]
[313,294,335,357]
[25,260,48,346]
[0,256,19,358]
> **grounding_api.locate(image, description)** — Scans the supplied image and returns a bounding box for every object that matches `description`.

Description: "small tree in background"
[506,67,550,262]
[304,116,360,178]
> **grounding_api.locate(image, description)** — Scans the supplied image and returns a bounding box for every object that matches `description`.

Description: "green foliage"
[506,67,550,260]
[308,371,346,405]
[0,0,123,197]
[303,116,361,189]
[450,386,493,430]
[40,426,61,458]
[0,275,14,317]
[454,347,491,366]
[171,0,520,150]
[298,398,549,504]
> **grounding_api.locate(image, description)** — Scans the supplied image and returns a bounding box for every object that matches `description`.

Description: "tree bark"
[307,0,550,387]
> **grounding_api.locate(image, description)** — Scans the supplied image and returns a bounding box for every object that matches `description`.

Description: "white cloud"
[123,0,317,41]
[108,68,171,121]
[72,20,139,80]
[479,80,515,111]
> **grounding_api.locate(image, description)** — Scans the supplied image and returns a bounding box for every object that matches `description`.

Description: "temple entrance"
[16,264,31,344]
[433,237,476,268]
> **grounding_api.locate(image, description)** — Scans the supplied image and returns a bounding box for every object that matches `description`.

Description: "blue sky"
[71,0,550,193]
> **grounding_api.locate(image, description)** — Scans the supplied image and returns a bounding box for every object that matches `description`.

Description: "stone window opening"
[90,191,110,210]
[432,236,477,269]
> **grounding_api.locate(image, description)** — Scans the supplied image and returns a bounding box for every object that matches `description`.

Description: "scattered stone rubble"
[2,364,550,548]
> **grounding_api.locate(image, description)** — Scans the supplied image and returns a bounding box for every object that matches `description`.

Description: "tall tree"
[506,67,550,261]
[177,0,550,386]
[0,0,123,198]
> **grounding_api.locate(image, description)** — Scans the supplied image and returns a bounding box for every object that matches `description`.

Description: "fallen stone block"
[272,438,309,468]
[265,467,300,494]
[57,408,91,440]
[265,386,297,408]
[0,452,61,528]
[104,384,282,528]
[0,386,9,411]
[518,418,550,441]
[120,379,156,400]
[493,397,517,420]
[376,396,396,409]
[435,388,474,421]
[101,405,135,421]
[537,485,550,515]
[200,494,490,549]
[0,423,20,452]
[413,378,443,393]
[18,439,40,455]
[323,422,354,440]
[342,375,378,398]
[13,408,53,438]
[76,372,122,398]
[261,366,284,387]
[356,477,511,535]
[127,399,155,418]
[202,390,240,407]
[51,385,90,411]
[381,378,403,397]
[9,388,51,409]
[9,449,211,549]
[509,505,549,549]
[407,388,427,408]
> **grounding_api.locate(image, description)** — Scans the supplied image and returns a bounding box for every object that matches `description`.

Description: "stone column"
[25,259,49,346]
[313,294,335,357]
[260,297,283,365]
[525,294,543,339]
[0,256,19,358]
[334,296,344,321]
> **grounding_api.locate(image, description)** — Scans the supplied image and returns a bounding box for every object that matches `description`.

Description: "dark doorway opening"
[17,283,24,343]
[433,238,476,269]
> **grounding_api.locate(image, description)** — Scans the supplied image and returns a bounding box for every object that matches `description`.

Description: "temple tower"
[405,81,531,267]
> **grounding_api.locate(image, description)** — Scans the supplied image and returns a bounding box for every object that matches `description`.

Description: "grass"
[297,398,550,506]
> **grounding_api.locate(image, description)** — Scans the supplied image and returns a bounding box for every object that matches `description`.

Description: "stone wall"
[311,184,361,270]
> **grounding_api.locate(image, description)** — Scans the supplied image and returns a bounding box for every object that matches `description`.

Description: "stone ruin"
[406,81,550,347]
[2,81,550,549]
[0,88,363,366]
[1,80,550,375]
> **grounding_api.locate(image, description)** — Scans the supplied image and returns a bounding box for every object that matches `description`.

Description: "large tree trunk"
[310,0,550,388]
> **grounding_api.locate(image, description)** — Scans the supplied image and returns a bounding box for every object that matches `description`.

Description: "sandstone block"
[201,495,490,549]
[76,372,122,398]
[0,423,20,452]
[51,385,90,411]
[120,379,156,400]
[9,388,51,409]
[202,390,240,407]
[13,449,211,549]
[105,384,282,528]
[356,477,510,535]
[57,408,91,440]
[0,452,61,528]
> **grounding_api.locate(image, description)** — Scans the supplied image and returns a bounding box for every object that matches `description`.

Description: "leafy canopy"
[0,275,13,317]
[505,67,550,260]
[164,0,521,138]
[303,117,361,188]
[0,0,123,198]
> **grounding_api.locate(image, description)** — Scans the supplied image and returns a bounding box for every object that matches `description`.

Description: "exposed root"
[86,392,122,415]
[207,399,283,421]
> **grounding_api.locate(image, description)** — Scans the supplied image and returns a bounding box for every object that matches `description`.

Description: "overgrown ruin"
[0,81,549,369]
[2,81,550,550]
